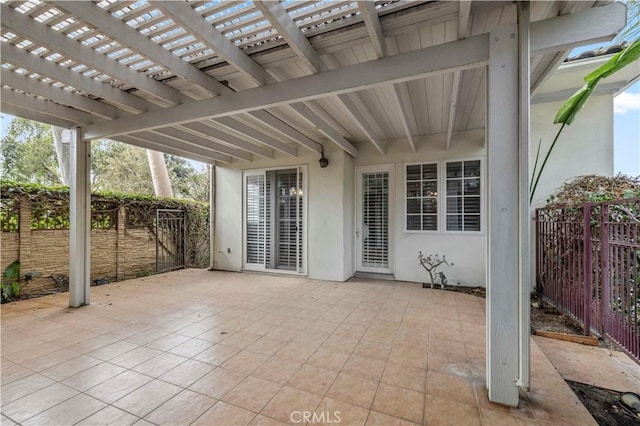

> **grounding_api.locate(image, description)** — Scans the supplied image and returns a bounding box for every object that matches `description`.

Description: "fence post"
[116,206,125,281]
[18,196,32,285]
[600,204,609,336]
[583,204,592,336]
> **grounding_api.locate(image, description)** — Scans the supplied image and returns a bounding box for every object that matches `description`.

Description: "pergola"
[0,0,626,407]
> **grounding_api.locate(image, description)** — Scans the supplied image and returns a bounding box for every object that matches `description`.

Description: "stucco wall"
[353,130,487,286]
[214,94,614,287]
[214,143,354,281]
[530,94,614,208]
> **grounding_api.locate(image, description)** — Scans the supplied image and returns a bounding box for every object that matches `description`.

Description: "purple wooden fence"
[536,198,639,363]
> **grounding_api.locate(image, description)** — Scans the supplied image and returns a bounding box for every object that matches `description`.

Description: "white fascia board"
[530,3,626,56]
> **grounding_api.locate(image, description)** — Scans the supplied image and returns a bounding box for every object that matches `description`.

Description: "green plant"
[1,260,22,302]
[530,39,640,203]
[418,252,454,289]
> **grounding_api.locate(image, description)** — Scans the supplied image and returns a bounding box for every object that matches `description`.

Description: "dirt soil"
[530,297,584,335]
[438,284,486,298]
[566,380,639,426]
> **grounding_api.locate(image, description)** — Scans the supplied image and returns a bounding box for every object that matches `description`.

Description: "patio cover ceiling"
[0,0,626,164]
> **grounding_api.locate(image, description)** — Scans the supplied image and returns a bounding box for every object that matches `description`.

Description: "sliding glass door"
[244,167,306,273]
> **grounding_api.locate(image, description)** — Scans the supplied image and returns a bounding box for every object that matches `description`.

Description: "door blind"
[245,168,303,272]
[246,174,265,265]
[275,169,298,270]
[362,172,389,268]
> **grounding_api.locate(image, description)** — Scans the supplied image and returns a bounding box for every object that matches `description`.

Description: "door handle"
[355,230,360,238]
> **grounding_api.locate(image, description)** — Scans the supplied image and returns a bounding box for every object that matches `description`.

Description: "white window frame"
[403,161,440,234]
[442,157,484,234]
[402,158,484,235]
[242,165,308,275]
[355,164,395,274]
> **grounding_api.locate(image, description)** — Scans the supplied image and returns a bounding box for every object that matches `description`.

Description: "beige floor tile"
[159,358,215,388]
[189,367,248,399]
[110,346,163,369]
[61,362,126,392]
[146,333,191,351]
[223,376,283,413]
[41,354,103,381]
[342,354,386,382]
[221,331,263,349]
[88,340,139,361]
[133,419,156,426]
[306,347,351,372]
[132,352,187,377]
[314,397,369,426]
[326,373,378,409]
[22,393,106,426]
[1,383,78,423]
[222,349,270,374]
[0,270,617,426]
[526,392,596,425]
[274,342,317,364]
[252,357,302,384]
[424,394,481,426]
[167,338,213,358]
[478,408,538,426]
[145,389,217,425]
[372,383,424,424]
[286,364,338,395]
[1,360,33,385]
[425,371,476,405]
[76,405,139,426]
[246,336,288,356]
[388,346,428,370]
[249,414,288,425]
[261,385,323,424]
[20,348,81,372]
[86,370,153,404]
[113,379,182,418]
[381,362,427,392]
[194,343,242,366]
[352,341,392,361]
[192,401,256,426]
[1,414,18,426]
[0,373,55,405]
[366,410,419,425]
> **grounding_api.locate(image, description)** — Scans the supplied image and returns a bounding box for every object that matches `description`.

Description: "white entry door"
[356,165,393,273]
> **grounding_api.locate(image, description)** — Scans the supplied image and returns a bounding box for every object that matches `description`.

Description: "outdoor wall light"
[319,146,329,168]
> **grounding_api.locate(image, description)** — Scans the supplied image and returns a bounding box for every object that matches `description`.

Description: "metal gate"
[156,209,186,273]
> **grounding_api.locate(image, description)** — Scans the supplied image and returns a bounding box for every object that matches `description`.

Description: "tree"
[92,140,155,195]
[146,149,173,198]
[51,126,70,186]
[0,118,61,185]
[165,155,209,201]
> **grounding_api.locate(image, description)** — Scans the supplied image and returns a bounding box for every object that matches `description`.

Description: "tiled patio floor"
[1,269,596,425]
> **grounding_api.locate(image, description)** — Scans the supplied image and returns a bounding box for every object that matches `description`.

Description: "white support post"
[486,23,520,407]
[209,163,216,271]
[517,1,531,391]
[69,128,91,307]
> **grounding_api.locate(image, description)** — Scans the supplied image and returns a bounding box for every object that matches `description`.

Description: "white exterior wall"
[214,142,354,282]
[214,95,614,287]
[353,131,486,286]
[530,94,614,208]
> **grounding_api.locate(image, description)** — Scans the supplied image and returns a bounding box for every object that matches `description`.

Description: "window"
[406,163,438,231]
[446,160,481,232]
[244,167,305,273]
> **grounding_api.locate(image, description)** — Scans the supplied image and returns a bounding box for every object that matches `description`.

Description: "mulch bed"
[566,380,639,426]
